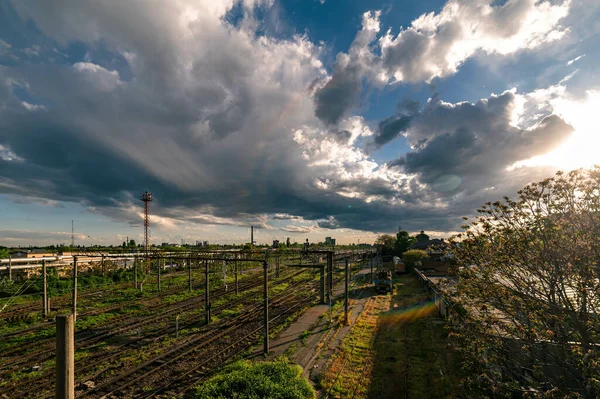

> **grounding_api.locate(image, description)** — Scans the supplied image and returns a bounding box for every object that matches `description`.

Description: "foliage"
[0,248,9,259]
[186,359,315,399]
[395,229,416,254]
[448,168,600,397]
[402,250,429,271]
[375,234,396,255]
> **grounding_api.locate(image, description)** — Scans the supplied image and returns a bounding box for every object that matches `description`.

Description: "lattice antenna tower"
[140,191,153,258]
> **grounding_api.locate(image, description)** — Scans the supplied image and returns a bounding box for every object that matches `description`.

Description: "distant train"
[374,269,392,293]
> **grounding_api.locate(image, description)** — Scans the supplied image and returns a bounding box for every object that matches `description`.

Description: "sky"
[0,0,599,247]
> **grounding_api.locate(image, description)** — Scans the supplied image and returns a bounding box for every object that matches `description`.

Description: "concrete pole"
[276,256,280,278]
[134,256,138,289]
[327,252,333,292]
[344,259,349,326]
[72,257,77,321]
[235,255,239,295]
[101,254,105,277]
[263,260,269,356]
[188,256,192,293]
[56,314,75,399]
[157,259,161,292]
[223,261,227,291]
[8,254,12,281]
[205,260,211,324]
[42,260,48,318]
[370,254,374,284]
[320,265,325,304]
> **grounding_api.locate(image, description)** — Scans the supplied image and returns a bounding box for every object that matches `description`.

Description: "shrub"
[402,249,429,271]
[186,359,316,399]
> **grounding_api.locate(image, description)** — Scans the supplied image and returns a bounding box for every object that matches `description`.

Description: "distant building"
[161,242,170,247]
[273,240,279,248]
[325,237,336,246]
[203,241,209,247]
[10,249,56,259]
[408,231,446,253]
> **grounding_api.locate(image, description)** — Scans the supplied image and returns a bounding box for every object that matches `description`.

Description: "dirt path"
[250,262,375,388]
[316,273,463,399]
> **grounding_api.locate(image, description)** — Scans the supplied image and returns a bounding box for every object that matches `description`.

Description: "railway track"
[2,258,353,398]
[86,273,324,399]
[0,267,314,398]
[0,267,289,377]
[0,269,242,340]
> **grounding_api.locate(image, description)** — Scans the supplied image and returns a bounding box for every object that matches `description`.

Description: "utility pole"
[72,257,77,321]
[320,264,325,304]
[235,254,239,295]
[42,260,48,318]
[157,258,161,291]
[263,260,269,356]
[327,251,333,292]
[56,314,75,399]
[344,259,349,326]
[205,260,211,324]
[8,254,12,281]
[134,256,138,289]
[250,225,254,249]
[101,254,105,277]
[370,253,374,284]
[188,256,192,293]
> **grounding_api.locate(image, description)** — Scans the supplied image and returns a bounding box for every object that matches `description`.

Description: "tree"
[128,239,136,247]
[402,249,428,271]
[0,248,9,259]
[375,234,396,255]
[447,168,600,397]
[395,229,416,254]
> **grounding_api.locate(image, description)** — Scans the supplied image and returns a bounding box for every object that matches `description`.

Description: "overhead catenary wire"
[0,274,41,314]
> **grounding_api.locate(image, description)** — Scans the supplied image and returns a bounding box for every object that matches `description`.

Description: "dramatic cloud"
[314,0,571,125]
[0,0,592,244]
[386,90,573,197]
[313,11,381,125]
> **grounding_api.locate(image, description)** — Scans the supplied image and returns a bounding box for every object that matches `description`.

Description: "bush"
[402,249,429,271]
[186,359,316,399]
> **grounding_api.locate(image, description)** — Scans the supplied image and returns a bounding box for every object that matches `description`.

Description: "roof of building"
[409,238,446,250]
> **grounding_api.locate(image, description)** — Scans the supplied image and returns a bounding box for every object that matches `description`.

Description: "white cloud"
[315,0,571,123]
[566,54,585,65]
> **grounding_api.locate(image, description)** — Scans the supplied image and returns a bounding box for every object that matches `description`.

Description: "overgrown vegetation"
[449,167,600,397]
[186,359,315,399]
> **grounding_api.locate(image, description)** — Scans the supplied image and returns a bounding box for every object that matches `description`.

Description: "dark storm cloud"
[317,216,340,229]
[313,11,381,125]
[387,91,574,195]
[314,65,361,125]
[373,100,420,147]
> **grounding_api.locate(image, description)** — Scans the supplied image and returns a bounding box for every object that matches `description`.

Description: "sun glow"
[512,90,600,171]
